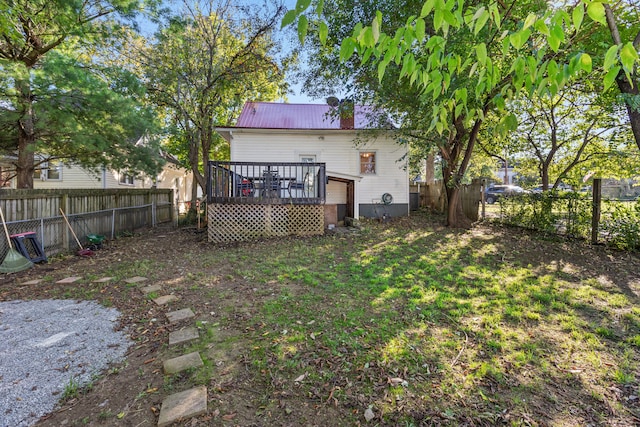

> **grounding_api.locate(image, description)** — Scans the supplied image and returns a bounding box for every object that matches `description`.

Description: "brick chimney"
[339,99,354,129]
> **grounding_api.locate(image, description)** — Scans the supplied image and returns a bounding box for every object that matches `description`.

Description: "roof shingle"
[235,102,376,129]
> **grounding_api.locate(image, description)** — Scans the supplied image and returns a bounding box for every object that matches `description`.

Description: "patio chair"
[261,170,281,197]
[235,178,254,197]
[287,173,309,198]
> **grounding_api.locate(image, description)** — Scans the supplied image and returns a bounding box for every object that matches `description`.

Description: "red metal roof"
[235,102,377,129]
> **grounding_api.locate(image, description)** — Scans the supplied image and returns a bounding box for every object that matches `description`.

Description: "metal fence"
[207,161,326,205]
[486,179,640,250]
[1,202,173,260]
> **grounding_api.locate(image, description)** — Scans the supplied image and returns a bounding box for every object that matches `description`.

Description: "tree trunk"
[16,82,36,189]
[191,173,198,205]
[425,153,435,184]
[445,186,472,228]
[442,160,473,228]
[186,134,201,213]
[16,138,35,189]
[441,117,482,228]
[541,167,549,191]
[603,5,640,149]
[199,128,212,203]
[617,77,640,150]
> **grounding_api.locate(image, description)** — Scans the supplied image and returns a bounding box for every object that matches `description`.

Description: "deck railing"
[207,161,326,205]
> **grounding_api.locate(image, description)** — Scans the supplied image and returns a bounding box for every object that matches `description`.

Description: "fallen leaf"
[388,377,404,386]
[117,412,125,419]
[294,373,307,382]
[222,413,236,420]
[364,407,375,422]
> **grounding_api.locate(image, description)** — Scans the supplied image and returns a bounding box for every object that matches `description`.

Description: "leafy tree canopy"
[141,0,288,200]
[286,0,639,227]
[0,0,164,187]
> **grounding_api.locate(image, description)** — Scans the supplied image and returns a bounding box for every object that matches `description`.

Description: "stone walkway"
[137,276,208,426]
[28,275,209,426]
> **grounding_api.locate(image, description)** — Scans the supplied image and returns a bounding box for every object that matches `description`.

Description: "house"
[215,101,409,225]
[0,156,194,211]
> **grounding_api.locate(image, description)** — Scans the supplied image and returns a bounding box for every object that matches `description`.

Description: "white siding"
[229,130,409,206]
[33,165,150,189]
[33,164,103,189]
[2,158,192,201]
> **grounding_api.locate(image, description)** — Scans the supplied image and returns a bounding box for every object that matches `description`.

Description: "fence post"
[481,179,486,220]
[111,209,116,239]
[40,218,44,251]
[169,189,175,225]
[591,178,602,245]
[61,193,70,251]
[152,201,156,227]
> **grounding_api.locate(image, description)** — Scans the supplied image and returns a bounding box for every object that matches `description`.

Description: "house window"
[119,173,135,185]
[300,155,316,194]
[0,167,11,187]
[360,152,376,174]
[34,161,63,181]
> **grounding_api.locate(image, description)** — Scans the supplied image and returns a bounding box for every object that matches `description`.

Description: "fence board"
[0,189,174,259]
[410,180,481,221]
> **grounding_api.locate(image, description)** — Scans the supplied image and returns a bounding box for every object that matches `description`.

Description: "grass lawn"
[11,212,640,426]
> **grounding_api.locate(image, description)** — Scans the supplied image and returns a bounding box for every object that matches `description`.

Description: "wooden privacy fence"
[0,189,173,259]
[410,179,482,221]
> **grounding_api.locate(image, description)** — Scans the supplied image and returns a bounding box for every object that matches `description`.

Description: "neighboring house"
[216,101,409,224]
[493,161,517,185]
[0,156,194,210]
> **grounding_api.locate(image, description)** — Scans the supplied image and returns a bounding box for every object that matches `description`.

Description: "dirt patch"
[1,217,639,426]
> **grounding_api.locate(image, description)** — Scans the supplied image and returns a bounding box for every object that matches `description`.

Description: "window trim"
[119,173,135,186]
[359,151,377,175]
[34,161,63,181]
[0,166,12,187]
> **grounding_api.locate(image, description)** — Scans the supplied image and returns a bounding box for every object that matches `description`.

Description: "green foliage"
[287,0,640,226]
[289,0,634,135]
[600,199,640,250]
[143,2,289,194]
[497,192,592,239]
[0,51,164,174]
[495,192,640,251]
[61,376,80,401]
[0,0,164,186]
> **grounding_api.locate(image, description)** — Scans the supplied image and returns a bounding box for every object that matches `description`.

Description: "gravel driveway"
[0,299,131,427]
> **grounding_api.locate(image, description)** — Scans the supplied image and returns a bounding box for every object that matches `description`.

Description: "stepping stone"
[157,386,207,427]
[166,308,195,324]
[169,327,199,345]
[22,279,43,285]
[153,295,178,306]
[93,277,114,283]
[163,352,204,374]
[124,276,148,284]
[56,277,81,284]
[141,284,162,294]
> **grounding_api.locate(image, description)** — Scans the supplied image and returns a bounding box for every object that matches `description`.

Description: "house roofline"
[216,126,393,142]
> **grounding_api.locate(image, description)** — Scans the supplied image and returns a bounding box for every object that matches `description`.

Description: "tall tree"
[0,0,163,188]
[142,0,288,203]
[287,0,638,227]
[511,86,629,190]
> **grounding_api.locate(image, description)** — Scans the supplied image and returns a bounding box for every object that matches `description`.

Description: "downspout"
[102,166,107,189]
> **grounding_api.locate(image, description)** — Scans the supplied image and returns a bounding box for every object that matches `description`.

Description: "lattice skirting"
[208,204,325,243]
